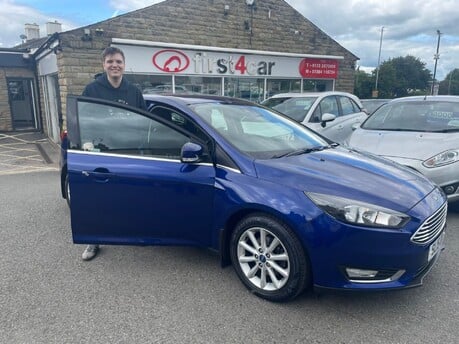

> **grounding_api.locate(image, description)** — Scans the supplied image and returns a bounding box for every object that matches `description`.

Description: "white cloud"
[0,0,76,47]
[108,0,163,12]
[288,0,459,79]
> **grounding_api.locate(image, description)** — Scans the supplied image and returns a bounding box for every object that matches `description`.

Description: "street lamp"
[431,30,442,95]
[374,26,384,98]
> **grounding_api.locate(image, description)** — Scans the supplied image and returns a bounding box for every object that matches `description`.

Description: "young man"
[81,46,146,261]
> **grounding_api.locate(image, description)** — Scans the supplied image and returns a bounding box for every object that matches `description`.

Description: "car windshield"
[271,97,317,122]
[361,99,388,114]
[261,97,291,108]
[190,103,329,159]
[362,100,459,132]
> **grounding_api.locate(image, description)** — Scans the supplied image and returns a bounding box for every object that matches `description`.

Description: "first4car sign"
[115,42,342,79]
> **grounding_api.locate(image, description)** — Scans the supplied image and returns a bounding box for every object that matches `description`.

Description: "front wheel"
[230,214,311,302]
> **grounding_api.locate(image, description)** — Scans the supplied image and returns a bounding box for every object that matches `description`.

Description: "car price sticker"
[428,231,445,262]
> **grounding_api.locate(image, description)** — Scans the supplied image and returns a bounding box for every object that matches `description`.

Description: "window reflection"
[76,101,189,159]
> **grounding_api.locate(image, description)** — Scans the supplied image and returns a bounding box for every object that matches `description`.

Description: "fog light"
[344,267,405,283]
[443,185,456,195]
[345,268,378,278]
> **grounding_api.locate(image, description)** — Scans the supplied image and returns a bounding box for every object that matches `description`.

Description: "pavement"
[0,131,60,175]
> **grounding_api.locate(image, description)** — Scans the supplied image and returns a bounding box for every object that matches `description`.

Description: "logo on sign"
[152,49,190,73]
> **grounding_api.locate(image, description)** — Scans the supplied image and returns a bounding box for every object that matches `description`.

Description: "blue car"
[60,94,447,302]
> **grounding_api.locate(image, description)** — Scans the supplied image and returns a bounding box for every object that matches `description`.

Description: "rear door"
[307,95,366,143]
[333,95,367,141]
[66,96,216,246]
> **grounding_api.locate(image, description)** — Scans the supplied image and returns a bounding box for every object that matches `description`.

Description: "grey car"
[348,95,459,202]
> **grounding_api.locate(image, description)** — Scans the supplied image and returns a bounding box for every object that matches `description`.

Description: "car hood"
[254,147,435,212]
[348,129,459,161]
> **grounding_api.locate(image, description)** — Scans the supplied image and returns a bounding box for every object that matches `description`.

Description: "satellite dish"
[246,0,255,5]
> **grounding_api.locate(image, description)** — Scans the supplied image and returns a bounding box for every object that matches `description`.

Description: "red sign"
[152,49,190,73]
[299,58,338,79]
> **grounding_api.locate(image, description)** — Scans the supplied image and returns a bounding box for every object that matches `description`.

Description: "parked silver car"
[348,95,459,202]
[261,92,367,143]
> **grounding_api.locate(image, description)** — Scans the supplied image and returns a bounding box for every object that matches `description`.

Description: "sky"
[1,0,458,80]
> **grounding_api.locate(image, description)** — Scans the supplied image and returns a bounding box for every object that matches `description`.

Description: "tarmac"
[0,131,60,175]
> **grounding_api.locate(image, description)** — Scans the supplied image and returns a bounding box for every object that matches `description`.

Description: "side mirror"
[320,113,336,128]
[181,142,203,163]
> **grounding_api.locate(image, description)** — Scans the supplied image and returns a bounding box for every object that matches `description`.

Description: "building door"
[42,74,61,142]
[7,78,37,130]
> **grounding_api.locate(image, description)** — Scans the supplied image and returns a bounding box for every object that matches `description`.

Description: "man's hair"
[102,46,125,61]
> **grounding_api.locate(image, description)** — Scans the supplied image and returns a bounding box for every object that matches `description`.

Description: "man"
[81,46,146,261]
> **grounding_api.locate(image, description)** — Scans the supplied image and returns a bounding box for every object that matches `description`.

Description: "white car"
[348,95,459,203]
[261,91,367,143]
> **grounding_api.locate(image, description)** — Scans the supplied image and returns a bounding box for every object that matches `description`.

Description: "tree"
[354,69,374,99]
[362,55,432,98]
[438,69,459,95]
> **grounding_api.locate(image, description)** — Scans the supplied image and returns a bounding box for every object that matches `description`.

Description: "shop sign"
[152,49,276,76]
[299,58,338,79]
[116,43,341,79]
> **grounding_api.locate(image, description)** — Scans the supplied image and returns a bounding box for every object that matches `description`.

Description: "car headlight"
[423,150,459,168]
[306,192,410,228]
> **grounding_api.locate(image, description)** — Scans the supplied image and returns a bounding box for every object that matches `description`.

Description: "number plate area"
[428,231,445,262]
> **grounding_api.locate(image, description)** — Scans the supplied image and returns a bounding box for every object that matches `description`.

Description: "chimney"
[46,21,62,36]
[24,23,40,40]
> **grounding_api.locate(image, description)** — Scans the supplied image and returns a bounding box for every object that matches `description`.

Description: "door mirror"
[320,113,336,127]
[181,142,203,163]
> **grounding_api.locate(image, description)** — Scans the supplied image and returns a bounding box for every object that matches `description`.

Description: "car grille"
[411,202,447,245]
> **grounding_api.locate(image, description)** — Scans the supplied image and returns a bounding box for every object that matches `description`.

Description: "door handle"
[82,168,112,183]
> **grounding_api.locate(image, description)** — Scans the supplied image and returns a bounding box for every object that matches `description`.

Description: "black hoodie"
[82,73,146,110]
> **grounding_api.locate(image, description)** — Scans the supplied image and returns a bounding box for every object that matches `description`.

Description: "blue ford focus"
[61,94,447,301]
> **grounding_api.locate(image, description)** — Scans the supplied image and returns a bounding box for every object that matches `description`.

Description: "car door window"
[311,96,339,122]
[339,96,360,116]
[150,105,210,143]
[76,101,190,160]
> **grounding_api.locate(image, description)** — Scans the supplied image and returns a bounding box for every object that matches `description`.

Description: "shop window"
[226,77,265,103]
[175,76,222,95]
[266,79,301,98]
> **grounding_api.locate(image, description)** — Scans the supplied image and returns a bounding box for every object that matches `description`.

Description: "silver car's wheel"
[237,227,290,291]
[230,214,310,302]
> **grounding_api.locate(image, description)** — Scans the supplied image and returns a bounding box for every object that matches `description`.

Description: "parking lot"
[1,170,458,344]
[0,132,59,175]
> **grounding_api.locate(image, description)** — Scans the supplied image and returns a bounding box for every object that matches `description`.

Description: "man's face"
[103,53,125,79]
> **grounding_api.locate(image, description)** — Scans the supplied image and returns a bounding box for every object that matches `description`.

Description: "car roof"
[266,91,363,107]
[143,93,256,106]
[268,91,357,98]
[388,95,459,103]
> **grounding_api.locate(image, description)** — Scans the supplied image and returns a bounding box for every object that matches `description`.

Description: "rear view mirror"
[321,113,336,127]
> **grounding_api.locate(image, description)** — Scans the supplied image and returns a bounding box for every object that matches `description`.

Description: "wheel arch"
[218,206,311,270]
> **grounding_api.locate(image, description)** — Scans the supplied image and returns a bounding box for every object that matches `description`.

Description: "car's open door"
[65,96,216,246]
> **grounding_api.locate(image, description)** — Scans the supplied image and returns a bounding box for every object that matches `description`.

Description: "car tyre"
[230,213,311,302]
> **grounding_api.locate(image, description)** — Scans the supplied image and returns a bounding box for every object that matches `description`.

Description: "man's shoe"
[82,244,99,261]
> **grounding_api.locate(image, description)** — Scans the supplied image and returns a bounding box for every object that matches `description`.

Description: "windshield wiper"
[273,145,333,158]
